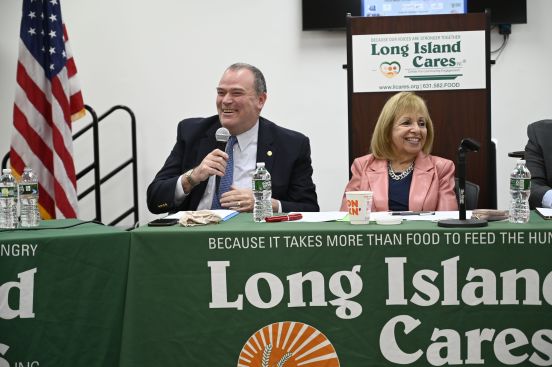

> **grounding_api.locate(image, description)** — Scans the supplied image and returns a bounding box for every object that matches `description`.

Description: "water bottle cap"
[2,169,11,174]
[256,162,265,167]
[518,159,526,164]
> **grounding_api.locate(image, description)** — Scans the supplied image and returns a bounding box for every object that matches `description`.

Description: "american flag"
[10,0,85,219]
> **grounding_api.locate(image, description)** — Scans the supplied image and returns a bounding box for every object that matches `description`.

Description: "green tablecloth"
[2,215,551,366]
[120,213,552,366]
[0,220,130,367]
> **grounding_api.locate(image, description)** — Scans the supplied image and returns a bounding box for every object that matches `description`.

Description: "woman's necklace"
[388,161,414,181]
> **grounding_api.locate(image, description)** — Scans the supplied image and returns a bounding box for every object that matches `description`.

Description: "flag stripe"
[70,91,83,113]
[16,61,52,126]
[65,56,77,76]
[13,105,54,175]
[54,176,77,218]
[51,77,77,185]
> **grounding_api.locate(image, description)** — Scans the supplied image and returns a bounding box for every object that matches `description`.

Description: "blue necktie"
[212,136,237,209]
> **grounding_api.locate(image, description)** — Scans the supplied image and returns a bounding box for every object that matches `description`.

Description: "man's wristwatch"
[184,169,197,187]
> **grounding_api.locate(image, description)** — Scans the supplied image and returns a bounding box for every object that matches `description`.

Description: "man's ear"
[257,92,267,110]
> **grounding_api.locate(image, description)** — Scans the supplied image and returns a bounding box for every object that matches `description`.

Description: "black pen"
[391,211,435,216]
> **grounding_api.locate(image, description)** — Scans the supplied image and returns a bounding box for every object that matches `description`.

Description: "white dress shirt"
[195,122,259,210]
[174,121,281,212]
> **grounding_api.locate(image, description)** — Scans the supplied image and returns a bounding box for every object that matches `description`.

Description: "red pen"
[265,214,303,222]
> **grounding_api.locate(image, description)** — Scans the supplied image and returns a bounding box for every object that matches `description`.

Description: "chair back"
[455,178,480,210]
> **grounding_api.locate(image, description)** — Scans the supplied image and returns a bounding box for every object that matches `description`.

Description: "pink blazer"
[340,153,458,212]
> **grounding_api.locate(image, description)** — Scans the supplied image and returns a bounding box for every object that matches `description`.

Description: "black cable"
[491,34,509,63]
[0,220,104,233]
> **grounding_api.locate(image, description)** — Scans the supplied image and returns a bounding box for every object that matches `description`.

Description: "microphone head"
[215,127,230,143]
[460,138,480,152]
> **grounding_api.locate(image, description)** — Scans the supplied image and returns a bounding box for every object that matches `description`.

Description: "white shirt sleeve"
[174,174,188,206]
[542,190,552,208]
[276,200,282,213]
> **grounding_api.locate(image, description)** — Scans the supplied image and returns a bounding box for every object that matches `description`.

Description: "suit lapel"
[367,159,389,211]
[197,123,220,162]
[409,154,433,211]
[257,118,275,171]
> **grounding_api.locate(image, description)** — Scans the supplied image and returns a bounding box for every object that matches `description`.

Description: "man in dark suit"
[147,63,319,214]
[525,119,552,209]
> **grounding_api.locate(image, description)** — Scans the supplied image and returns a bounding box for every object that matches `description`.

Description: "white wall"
[0,1,550,225]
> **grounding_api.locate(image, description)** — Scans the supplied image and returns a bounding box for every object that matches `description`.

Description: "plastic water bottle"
[19,167,40,227]
[252,162,273,222]
[0,168,18,229]
[509,159,531,223]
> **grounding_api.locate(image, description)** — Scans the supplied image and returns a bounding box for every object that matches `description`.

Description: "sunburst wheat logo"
[238,321,339,367]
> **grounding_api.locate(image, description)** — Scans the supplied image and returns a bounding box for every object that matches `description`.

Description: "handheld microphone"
[215,127,230,151]
[214,127,230,199]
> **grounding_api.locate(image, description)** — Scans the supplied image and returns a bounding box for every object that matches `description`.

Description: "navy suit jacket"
[525,119,552,209]
[147,115,319,213]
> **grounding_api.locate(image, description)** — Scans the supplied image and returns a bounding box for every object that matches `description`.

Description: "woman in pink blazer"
[340,92,458,212]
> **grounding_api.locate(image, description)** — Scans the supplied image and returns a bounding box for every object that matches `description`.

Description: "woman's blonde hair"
[370,91,434,160]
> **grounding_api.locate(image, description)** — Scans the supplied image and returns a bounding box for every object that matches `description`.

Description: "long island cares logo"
[238,321,339,367]
[379,61,401,78]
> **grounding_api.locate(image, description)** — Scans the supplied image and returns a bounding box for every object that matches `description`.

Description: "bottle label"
[253,179,263,191]
[20,183,38,195]
[0,187,16,198]
[253,179,271,191]
[510,178,530,190]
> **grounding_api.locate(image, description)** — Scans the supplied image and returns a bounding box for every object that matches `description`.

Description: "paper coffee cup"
[345,191,373,224]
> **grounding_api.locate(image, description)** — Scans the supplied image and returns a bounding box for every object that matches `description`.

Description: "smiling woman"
[339,92,458,212]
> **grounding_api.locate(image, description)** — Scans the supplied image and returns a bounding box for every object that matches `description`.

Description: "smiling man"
[147,63,319,214]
